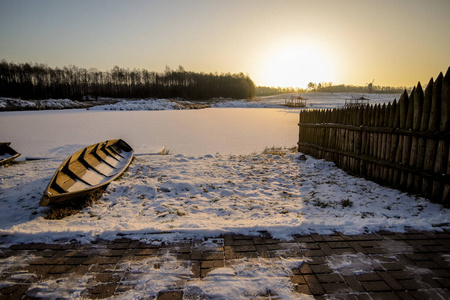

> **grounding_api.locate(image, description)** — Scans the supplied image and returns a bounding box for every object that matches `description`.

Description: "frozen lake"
[0,108,301,159]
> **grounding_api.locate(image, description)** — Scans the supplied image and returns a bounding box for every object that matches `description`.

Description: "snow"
[88,98,184,111]
[86,93,400,111]
[1,93,448,299]
[183,257,309,300]
[0,97,89,110]
[0,108,300,159]
[1,152,449,247]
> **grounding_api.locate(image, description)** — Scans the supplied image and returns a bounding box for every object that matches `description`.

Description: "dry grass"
[44,187,106,220]
[262,146,297,156]
[158,146,171,155]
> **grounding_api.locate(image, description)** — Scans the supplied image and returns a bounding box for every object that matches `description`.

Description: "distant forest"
[306,81,408,94]
[0,60,256,100]
[256,86,303,96]
[256,82,409,96]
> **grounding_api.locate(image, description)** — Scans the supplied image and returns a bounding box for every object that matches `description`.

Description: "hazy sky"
[1,0,449,88]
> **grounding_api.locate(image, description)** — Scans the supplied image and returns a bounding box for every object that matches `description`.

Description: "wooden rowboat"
[0,142,21,165]
[40,139,134,206]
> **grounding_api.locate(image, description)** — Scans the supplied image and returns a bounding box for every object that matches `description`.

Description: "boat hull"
[0,142,21,165]
[40,139,134,206]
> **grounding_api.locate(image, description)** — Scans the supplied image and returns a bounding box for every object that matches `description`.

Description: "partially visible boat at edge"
[0,142,21,165]
[40,139,134,206]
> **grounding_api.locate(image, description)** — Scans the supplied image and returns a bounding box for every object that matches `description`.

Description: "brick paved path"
[1,230,450,299]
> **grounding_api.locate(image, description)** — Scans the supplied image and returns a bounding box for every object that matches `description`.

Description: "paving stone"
[224,246,235,259]
[191,262,201,278]
[200,268,213,278]
[265,244,283,251]
[233,239,254,246]
[302,249,325,257]
[88,283,118,298]
[96,256,122,265]
[157,290,183,300]
[388,270,414,280]
[436,277,450,288]
[294,284,312,295]
[252,236,266,245]
[309,264,331,274]
[190,249,202,260]
[315,273,344,283]
[293,236,315,243]
[398,279,426,290]
[376,271,404,291]
[336,232,354,241]
[1,231,450,299]
[413,260,441,269]
[394,291,416,300]
[431,268,450,277]
[361,281,391,292]
[256,245,269,258]
[328,241,351,249]
[356,273,382,281]
[318,243,334,256]
[299,263,313,275]
[343,275,364,292]
[201,260,224,269]
[65,257,87,265]
[421,274,444,288]
[348,241,366,254]
[310,233,325,242]
[322,235,344,242]
[321,282,350,294]
[235,251,258,259]
[409,289,450,300]
[302,242,320,250]
[201,252,223,260]
[134,248,158,256]
[303,275,325,295]
[290,274,305,284]
[368,292,401,300]
[332,248,357,255]
[233,245,256,252]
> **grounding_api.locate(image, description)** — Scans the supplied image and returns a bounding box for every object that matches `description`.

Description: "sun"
[260,43,335,88]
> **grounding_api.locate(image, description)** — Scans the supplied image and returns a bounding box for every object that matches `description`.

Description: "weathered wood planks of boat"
[0,142,21,165]
[40,139,134,206]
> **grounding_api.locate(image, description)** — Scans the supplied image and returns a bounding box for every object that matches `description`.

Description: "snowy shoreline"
[1,150,449,247]
[1,92,401,111]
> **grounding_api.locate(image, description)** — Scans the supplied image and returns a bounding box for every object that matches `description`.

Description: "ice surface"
[0,108,300,159]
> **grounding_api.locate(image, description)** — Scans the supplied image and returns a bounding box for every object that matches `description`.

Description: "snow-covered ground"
[89,98,185,111]
[86,93,400,111]
[0,97,91,110]
[1,151,448,247]
[1,93,448,299]
[214,93,400,110]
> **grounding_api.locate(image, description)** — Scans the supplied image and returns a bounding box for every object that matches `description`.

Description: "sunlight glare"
[261,43,335,88]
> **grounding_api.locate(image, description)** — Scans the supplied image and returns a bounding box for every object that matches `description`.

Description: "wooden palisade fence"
[298,68,450,204]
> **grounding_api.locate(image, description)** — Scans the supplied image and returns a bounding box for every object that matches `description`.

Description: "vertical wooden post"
[423,73,442,198]
[400,88,414,188]
[408,83,424,190]
[395,91,408,187]
[388,99,399,184]
[433,67,450,203]
[381,103,391,182]
[416,79,433,191]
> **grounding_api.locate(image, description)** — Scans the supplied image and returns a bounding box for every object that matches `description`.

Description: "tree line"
[0,60,256,100]
[307,81,409,94]
[256,86,305,96]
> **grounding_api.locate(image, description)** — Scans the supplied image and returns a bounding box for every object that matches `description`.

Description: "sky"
[0,0,449,89]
